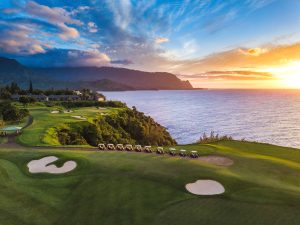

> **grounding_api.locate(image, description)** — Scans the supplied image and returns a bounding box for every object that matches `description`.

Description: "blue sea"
[103,90,300,148]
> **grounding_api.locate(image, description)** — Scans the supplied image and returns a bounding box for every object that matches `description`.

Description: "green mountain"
[0,57,193,90]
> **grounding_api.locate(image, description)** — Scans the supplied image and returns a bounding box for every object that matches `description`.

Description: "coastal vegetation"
[55,107,176,146]
[14,101,175,147]
[197,131,233,144]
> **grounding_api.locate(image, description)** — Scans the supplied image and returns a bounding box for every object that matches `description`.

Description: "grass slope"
[1,141,300,225]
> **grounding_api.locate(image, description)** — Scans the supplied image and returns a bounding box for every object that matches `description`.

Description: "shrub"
[60,100,126,109]
[197,131,233,144]
[56,125,87,145]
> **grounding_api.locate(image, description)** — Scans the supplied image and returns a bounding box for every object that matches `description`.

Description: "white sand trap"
[198,156,234,166]
[186,180,225,195]
[27,156,77,174]
[71,115,86,120]
[51,110,60,114]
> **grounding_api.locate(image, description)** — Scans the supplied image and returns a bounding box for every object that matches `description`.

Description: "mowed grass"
[0,137,7,144]
[16,105,116,147]
[1,141,300,225]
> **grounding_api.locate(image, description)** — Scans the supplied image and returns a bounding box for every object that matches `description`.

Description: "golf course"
[1,104,300,225]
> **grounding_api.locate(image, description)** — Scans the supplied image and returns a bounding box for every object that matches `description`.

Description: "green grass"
[16,105,116,147]
[0,137,7,144]
[1,141,300,225]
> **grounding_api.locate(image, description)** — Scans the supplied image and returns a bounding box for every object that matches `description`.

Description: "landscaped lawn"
[1,141,300,225]
[16,105,116,147]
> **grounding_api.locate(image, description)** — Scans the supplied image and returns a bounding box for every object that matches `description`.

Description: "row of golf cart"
[97,144,199,158]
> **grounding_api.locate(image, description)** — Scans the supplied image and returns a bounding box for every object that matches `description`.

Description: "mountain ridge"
[0,57,193,90]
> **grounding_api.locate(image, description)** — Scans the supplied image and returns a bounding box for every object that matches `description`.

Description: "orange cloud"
[238,47,267,56]
[173,42,300,74]
[179,70,276,80]
[155,37,169,44]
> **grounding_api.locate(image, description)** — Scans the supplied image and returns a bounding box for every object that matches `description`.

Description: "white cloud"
[67,49,111,66]
[0,28,47,54]
[25,1,81,39]
[88,22,98,33]
[106,0,131,29]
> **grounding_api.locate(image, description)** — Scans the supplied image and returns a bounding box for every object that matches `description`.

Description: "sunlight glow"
[265,61,300,88]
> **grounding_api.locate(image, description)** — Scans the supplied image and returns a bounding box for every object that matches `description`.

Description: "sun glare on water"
[265,61,300,89]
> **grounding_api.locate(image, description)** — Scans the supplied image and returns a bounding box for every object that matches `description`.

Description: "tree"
[0,88,11,100]
[10,82,20,94]
[29,80,33,93]
[19,96,31,107]
[1,103,29,122]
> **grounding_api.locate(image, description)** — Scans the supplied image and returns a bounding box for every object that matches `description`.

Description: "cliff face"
[0,57,193,90]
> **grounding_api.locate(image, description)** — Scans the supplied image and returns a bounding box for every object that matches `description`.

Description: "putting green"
[1,141,300,225]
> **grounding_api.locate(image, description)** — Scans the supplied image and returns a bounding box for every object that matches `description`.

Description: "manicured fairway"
[1,141,300,225]
[16,106,113,147]
[0,137,7,144]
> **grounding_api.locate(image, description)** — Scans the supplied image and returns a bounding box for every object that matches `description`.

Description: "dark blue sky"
[1,0,300,88]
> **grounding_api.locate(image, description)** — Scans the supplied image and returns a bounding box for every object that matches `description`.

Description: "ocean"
[102,90,300,148]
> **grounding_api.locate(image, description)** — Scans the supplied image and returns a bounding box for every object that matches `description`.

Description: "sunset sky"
[1,0,300,88]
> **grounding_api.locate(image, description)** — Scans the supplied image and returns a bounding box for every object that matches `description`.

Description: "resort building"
[11,94,49,101]
[48,95,81,101]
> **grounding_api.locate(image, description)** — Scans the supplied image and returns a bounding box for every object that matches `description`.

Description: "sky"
[1,0,300,89]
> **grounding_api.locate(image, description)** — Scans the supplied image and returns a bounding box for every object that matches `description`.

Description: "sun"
[265,61,300,89]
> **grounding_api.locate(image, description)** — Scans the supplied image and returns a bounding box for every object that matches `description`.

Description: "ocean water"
[103,90,300,148]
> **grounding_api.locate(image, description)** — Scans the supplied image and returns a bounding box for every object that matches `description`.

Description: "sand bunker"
[198,156,233,166]
[71,115,86,120]
[27,156,77,174]
[51,110,60,114]
[186,180,225,195]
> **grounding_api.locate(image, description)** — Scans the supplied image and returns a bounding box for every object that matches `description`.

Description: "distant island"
[0,57,193,91]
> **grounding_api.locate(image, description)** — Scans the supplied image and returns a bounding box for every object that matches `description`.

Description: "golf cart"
[190,150,199,158]
[144,146,152,153]
[179,149,187,157]
[116,144,124,151]
[135,145,143,152]
[107,144,115,150]
[98,144,106,150]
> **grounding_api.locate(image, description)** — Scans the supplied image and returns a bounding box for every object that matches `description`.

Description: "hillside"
[81,79,135,91]
[0,57,66,89]
[34,66,193,90]
[0,57,193,90]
